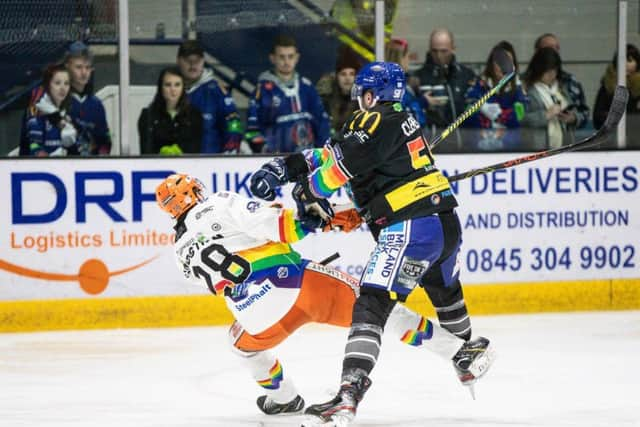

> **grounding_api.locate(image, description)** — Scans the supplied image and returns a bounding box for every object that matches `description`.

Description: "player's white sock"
[386,303,463,360]
[232,348,299,404]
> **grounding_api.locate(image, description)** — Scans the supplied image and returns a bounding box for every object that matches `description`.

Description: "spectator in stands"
[412,28,476,139]
[330,0,398,62]
[246,35,330,153]
[463,41,527,150]
[533,33,590,129]
[138,66,203,155]
[63,41,112,155]
[385,37,427,126]
[593,43,640,130]
[20,41,111,156]
[521,47,574,149]
[176,40,244,154]
[25,63,77,156]
[316,46,363,134]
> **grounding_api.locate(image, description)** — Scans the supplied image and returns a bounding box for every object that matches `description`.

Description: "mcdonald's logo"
[349,110,382,134]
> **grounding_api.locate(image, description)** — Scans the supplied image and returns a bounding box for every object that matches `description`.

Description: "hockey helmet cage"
[156,173,206,218]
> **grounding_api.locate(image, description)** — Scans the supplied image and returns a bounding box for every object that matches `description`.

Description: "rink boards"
[1,152,639,331]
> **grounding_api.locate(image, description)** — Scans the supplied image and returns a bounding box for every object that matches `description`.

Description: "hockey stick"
[429,47,516,150]
[447,85,629,182]
[319,252,341,265]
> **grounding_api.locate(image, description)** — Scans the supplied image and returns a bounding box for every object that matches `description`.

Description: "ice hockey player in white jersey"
[156,173,475,416]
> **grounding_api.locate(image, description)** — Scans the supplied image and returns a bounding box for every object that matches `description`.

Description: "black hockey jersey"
[305,102,458,235]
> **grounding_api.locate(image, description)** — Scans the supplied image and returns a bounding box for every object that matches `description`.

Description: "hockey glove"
[297,208,327,231]
[292,181,334,230]
[323,208,363,233]
[250,157,289,201]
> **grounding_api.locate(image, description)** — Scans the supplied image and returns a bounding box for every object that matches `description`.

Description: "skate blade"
[300,415,331,427]
[467,383,476,400]
[300,414,352,427]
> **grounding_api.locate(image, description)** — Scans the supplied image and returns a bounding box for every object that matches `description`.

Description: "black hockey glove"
[292,181,334,230]
[250,154,311,201]
[250,158,289,201]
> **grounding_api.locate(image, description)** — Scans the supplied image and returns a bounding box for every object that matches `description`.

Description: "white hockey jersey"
[173,192,311,334]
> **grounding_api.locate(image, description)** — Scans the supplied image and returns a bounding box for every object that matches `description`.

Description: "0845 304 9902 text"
[464,245,636,273]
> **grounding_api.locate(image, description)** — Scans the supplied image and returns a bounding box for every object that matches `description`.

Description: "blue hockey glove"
[250,158,289,201]
[292,181,334,230]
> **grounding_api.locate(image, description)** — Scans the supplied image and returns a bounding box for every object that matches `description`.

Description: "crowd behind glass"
[15,30,637,157]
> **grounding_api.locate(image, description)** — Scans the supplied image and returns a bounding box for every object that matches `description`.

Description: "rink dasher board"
[0,152,639,331]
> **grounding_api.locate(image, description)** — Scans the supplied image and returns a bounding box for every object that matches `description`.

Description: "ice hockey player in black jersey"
[250,61,496,425]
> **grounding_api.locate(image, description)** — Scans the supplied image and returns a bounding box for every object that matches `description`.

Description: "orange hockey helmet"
[156,173,206,218]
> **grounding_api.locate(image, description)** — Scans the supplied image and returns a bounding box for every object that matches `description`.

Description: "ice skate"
[452,336,496,398]
[302,374,371,426]
[256,394,304,415]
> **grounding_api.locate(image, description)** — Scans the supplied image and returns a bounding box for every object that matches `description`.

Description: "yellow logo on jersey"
[348,110,382,134]
[384,173,450,212]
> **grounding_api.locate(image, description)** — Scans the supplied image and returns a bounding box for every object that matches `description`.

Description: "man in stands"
[176,40,244,154]
[245,35,331,153]
[412,28,476,132]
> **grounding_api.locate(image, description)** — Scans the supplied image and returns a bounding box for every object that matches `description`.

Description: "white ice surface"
[1,311,639,427]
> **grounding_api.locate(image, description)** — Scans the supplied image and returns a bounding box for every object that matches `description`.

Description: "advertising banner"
[1,152,638,301]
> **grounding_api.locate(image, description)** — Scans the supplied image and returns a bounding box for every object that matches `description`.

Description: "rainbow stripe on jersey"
[257,359,284,390]
[234,208,309,287]
[236,241,303,286]
[400,317,434,346]
[304,147,326,170]
[308,146,350,198]
[278,208,306,242]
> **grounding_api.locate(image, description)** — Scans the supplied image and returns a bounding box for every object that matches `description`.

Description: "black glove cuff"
[284,153,309,182]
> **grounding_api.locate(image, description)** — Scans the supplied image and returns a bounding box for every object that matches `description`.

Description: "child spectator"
[64,41,112,155]
[463,41,527,150]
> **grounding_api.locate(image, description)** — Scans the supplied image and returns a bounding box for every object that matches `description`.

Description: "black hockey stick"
[447,85,629,182]
[319,252,341,265]
[429,47,516,150]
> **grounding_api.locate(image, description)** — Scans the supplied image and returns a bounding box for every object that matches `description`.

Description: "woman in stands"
[138,66,202,155]
[593,43,640,130]
[26,63,77,156]
[521,47,576,149]
[316,46,363,135]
